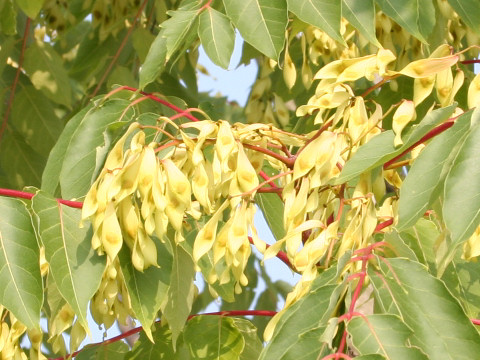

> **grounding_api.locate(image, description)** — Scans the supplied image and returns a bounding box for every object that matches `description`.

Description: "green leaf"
[342,0,380,47]
[397,110,471,230]
[59,99,133,199]
[162,10,199,61]
[348,314,428,359]
[370,258,480,358]
[41,104,93,195]
[256,193,285,240]
[442,260,480,319]
[0,196,43,329]
[183,316,245,359]
[334,104,456,184]
[23,41,72,108]
[375,0,427,42]
[139,32,168,89]
[287,0,344,44]
[14,0,43,18]
[119,240,173,341]
[447,0,480,33]
[443,120,480,244]
[232,318,263,359]
[223,0,288,60]
[10,85,63,157]
[260,283,345,359]
[125,323,177,360]
[198,8,235,69]
[417,0,435,40]
[161,242,196,346]
[75,341,129,360]
[31,191,106,330]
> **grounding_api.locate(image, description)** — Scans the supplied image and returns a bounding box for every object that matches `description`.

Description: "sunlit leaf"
[444,120,480,245]
[124,323,177,360]
[397,110,471,230]
[75,341,129,360]
[342,0,380,47]
[14,0,42,19]
[162,10,199,61]
[139,33,168,89]
[223,0,288,60]
[183,316,245,359]
[31,191,106,330]
[198,8,235,69]
[59,99,133,199]
[161,242,196,346]
[256,192,286,240]
[334,105,456,184]
[119,239,173,341]
[370,258,480,358]
[287,0,343,44]
[0,196,42,329]
[348,314,428,359]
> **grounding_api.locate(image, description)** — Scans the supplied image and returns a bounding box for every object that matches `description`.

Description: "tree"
[1,0,480,358]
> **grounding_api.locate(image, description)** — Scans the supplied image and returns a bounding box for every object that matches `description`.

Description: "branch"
[105,85,201,122]
[242,143,295,168]
[0,188,83,208]
[383,118,456,169]
[0,18,31,145]
[49,310,276,360]
[90,0,149,98]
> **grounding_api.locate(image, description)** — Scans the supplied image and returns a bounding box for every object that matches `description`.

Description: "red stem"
[106,85,201,122]
[49,310,276,360]
[248,236,294,271]
[460,59,480,65]
[243,143,295,168]
[0,18,31,145]
[383,120,455,169]
[0,188,83,208]
[374,218,393,232]
[90,0,149,98]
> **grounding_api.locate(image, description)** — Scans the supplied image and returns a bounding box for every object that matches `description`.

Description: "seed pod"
[235,144,259,194]
[399,55,458,78]
[283,44,296,90]
[392,100,416,147]
[101,202,123,262]
[468,73,480,108]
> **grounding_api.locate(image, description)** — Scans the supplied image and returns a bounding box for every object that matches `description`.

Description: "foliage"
[1,0,480,359]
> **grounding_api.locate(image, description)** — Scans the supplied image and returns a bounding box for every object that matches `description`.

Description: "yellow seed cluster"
[0,308,30,360]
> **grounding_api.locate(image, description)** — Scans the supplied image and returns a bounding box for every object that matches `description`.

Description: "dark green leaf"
[0,1,16,35]
[223,0,288,60]
[31,191,106,330]
[119,239,173,341]
[198,8,235,69]
[447,0,480,33]
[444,119,480,244]
[334,104,456,184]
[370,258,480,359]
[183,316,245,359]
[343,0,380,47]
[397,110,471,230]
[0,196,43,329]
[23,41,72,107]
[287,0,343,44]
[161,242,196,346]
[0,126,45,188]
[348,314,428,359]
[10,85,63,157]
